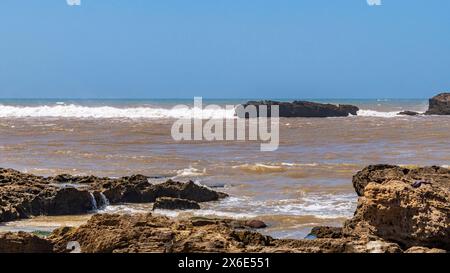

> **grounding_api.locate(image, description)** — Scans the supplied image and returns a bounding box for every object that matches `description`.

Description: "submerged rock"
[425,93,450,115]
[237,100,359,118]
[153,197,201,210]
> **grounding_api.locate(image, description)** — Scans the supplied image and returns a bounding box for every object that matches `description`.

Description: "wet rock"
[309,226,343,239]
[237,100,359,118]
[0,232,54,253]
[397,111,420,116]
[425,93,450,115]
[153,197,201,210]
[244,220,267,229]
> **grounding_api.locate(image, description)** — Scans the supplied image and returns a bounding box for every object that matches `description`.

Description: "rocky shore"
[0,168,227,223]
[0,165,448,253]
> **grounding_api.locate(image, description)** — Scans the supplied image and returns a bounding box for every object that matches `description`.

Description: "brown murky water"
[1,99,449,238]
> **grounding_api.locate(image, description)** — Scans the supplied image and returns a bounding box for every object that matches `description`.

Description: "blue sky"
[0,0,449,99]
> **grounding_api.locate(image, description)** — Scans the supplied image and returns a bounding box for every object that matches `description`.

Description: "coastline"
[0,164,449,253]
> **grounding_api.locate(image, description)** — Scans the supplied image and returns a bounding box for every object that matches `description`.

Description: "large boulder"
[344,180,450,250]
[237,100,359,118]
[0,232,53,253]
[347,165,450,250]
[425,93,450,115]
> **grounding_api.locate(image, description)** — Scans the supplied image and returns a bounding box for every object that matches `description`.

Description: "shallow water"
[1,99,449,239]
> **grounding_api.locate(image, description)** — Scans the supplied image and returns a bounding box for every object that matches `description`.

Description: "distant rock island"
[237,100,359,118]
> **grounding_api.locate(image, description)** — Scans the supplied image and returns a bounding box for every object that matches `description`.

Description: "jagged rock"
[0,168,227,223]
[344,179,450,250]
[398,111,420,116]
[0,232,54,253]
[425,93,450,115]
[237,100,359,118]
[352,164,450,196]
[49,213,401,253]
[153,197,201,210]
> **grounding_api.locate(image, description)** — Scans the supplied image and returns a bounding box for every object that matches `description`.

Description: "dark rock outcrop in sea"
[425,93,450,115]
[397,111,420,116]
[0,168,227,223]
[153,197,201,210]
[236,100,359,118]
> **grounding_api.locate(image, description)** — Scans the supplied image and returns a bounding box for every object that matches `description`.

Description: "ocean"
[1,98,448,239]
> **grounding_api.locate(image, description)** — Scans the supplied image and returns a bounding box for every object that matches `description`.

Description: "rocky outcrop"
[425,93,450,115]
[352,164,450,196]
[49,213,402,253]
[153,197,201,210]
[236,100,359,118]
[347,164,450,250]
[0,232,53,253]
[2,164,449,253]
[398,111,420,116]
[0,168,227,223]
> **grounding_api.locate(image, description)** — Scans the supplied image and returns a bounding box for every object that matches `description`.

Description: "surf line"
[170,97,279,151]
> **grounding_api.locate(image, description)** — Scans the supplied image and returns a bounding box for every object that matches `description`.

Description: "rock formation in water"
[153,197,201,210]
[236,100,359,118]
[397,111,420,116]
[425,93,450,115]
[0,168,227,223]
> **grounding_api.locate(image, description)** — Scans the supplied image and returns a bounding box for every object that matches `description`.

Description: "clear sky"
[1,0,449,99]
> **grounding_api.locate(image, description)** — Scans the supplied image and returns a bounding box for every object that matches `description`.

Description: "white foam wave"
[0,104,236,119]
[356,109,401,118]
[175,167,206,177]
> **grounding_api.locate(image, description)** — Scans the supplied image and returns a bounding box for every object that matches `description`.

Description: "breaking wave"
[0,104,236,119]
